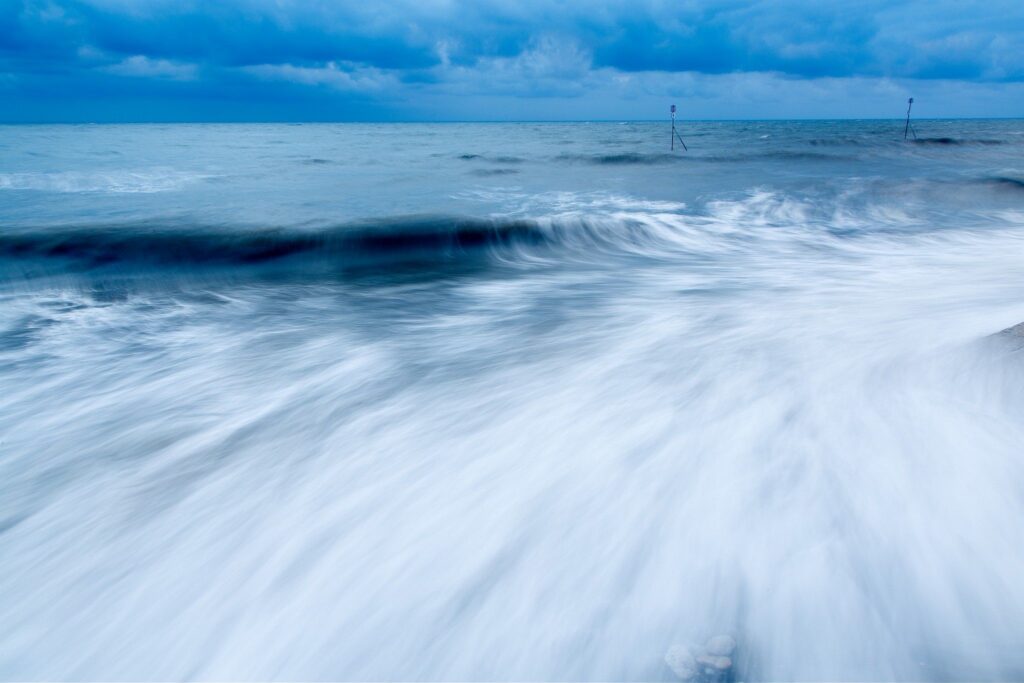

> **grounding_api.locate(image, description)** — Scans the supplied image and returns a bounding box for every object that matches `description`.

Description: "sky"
[2,0,1023,122]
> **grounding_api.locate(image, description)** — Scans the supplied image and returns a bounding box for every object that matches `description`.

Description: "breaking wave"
[0,217,549,277]
[3,183,1021,286]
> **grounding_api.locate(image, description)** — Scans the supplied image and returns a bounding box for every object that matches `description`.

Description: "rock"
[696,654,732,672]
[705,634,736,656]
[664,644,698,681]
[992,322,1024,351]
[1000,322,1024,337]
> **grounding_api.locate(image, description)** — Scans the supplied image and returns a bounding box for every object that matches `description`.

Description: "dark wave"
[805,136,1010,149]
[912,137,1004,146]
[983,176,1024,191]
[458,154,526,163]
[809,138,870,147]
[757,150,840,161]
[556,152,679,165]
[556,150,847,165]
[695,151,839,162]
[469,168,520,177]
[0,216,548,280]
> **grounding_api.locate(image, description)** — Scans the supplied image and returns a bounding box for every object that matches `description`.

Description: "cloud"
[435,37,595,97]
[1,0,1022,121]
[241,61,396,92]
[103,55,198,80]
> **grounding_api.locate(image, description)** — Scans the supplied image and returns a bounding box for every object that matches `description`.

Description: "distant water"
[3,120,1024,680]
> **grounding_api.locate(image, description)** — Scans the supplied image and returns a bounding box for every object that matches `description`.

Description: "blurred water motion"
[2,121,1024,680]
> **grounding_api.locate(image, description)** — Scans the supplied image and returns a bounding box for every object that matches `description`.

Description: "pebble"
[696,654,732,672]
[705,635,736,656]
[664,644,698,681]
[666,635,738,680]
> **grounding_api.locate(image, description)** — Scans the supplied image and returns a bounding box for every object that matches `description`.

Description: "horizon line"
[1,116,1021,125]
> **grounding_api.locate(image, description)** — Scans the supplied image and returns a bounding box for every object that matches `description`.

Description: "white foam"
[4,193,1024,680]
[0,169,210,193]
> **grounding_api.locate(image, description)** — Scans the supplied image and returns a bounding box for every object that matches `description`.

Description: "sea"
[2,120,1024,680]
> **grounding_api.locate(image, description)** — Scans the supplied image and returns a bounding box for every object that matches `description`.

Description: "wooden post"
[671,104,676,150]
[671,104,687,151]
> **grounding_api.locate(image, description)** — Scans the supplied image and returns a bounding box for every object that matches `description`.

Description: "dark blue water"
[2,120,1024,680]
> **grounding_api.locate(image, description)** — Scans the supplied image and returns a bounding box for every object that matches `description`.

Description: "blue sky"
[2,0,1023,121]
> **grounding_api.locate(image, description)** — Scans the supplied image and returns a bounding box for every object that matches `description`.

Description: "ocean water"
[2,120,1024,680]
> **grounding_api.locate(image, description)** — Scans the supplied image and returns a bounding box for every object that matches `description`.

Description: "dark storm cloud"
[1,0,1022,121]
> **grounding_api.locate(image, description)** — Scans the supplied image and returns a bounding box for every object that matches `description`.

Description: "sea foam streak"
[2,121,1024,680]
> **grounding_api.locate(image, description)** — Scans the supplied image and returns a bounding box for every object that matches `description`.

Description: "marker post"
[904,97,917,140]
[671,104,687,151]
